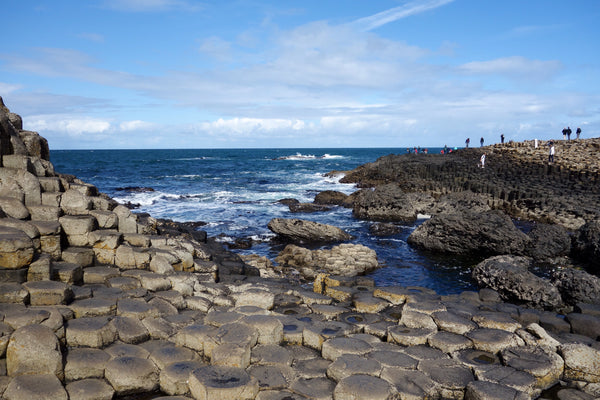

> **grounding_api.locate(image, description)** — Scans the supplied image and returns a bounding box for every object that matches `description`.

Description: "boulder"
[572,219,600,273]
[408,210,530,256]
[559,343,600,383]
[6,324,63,380]
[4,374,68,400]
[288,203,331,213]
[472,255,563,310]
[267,218,351,243]
[0,226,35,269]
[275,243,378,280]
[313,190,349,206]
[352,184,434,221]
[0,168,42,206]
[0,197,29,219]
[368,222,401,237]
[526,223,571,261]
[551,268,600,306]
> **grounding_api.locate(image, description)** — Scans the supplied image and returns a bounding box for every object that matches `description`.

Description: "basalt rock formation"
[340,140,600,230]
[1,98,599,399]
[338,139,600,275]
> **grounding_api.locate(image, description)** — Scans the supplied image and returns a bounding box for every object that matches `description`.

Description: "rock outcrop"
[471,255,564,310]
[351,184,435,221]
[407,210,531,256]
[275,243,379,279]
[340,140,600,231]
[571,219,600,274]
[267,218,352,243]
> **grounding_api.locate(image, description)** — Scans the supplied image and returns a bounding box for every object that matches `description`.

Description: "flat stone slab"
[148,341,199,369]
[65,378,115,400]
[333,374,394,400]
[6,323,63,379]
[379,368,438,399]
[388,325,436,346]
[4,373,68,400]
[160,360,206,396]
[466,328,522,354]
[500,346,564,390]
[559,343,600,383]
[465,380,529,400]
[0,283,29,304]
[188,365,259,400]
[247,364,295,391]
[23,280,72,306]
[321,337,373,361]
[327,354,381,382]
[70,297,117,318]
[66,316,117,348]
[289,377,335,400]
[104,356,159,395]
[64,347,110,381]
[0,227,34,270]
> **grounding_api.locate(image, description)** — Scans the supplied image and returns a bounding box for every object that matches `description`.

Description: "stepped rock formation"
[341,140,600,230]
[0,97,599,399]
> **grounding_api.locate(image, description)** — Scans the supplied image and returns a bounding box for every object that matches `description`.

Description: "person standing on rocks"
[548,141,555,163]
[479,153,486,168]
[465,138,470,148]
[562,127,567,140]
[576,127,581,139]
[500,134,504,144]
[567,126,572,140]
[480,137,484,147]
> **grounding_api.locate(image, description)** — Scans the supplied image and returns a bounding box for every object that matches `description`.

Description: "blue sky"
[1,0,599,149]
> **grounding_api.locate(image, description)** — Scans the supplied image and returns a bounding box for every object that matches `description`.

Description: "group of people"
[472,126,583,168]
[464,137,486,148]
[562,126,582,140]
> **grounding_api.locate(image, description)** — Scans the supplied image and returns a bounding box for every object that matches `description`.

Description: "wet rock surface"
[1,97,599,399]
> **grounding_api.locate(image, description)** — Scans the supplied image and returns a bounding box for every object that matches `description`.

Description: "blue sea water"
[50,147,478,295]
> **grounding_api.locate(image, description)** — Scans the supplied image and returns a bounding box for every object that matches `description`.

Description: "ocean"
[50,147,477,295]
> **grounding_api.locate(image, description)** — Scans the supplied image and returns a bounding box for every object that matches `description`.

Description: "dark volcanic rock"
[472,255,563,310]
[156,218,208,243]
[526,223,571,261]
[352,184,434,222]
[289,203,331,213]
[431,191,491,215]
[551,268,600,306]
[267,218,352,244]
[369,222,401,237]
[572,219,600,273]
[277,198,300,206]
[115,186,155,193]
[314,190,349,206]
[407,210,530,256]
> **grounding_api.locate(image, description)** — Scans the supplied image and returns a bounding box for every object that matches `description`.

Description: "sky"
[1,0,599,149]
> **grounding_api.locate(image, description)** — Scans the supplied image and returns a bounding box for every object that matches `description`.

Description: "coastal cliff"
[341,139,600,230]
[0,97,599,399]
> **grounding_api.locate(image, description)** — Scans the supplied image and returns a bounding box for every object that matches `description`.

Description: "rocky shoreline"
[1,96,599,399]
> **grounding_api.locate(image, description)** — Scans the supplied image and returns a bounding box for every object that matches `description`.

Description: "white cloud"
[27,116,111,137]
[352,0,455,32]
[119,120,155,131]
[458,56,563,81]
[198,117,307,137]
